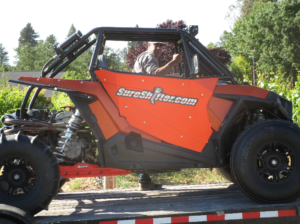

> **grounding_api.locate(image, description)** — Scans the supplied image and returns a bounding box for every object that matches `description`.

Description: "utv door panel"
[96,69,219,152]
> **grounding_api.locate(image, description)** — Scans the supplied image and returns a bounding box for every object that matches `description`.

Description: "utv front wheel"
[0,134,60,215]
[231,120,300,203]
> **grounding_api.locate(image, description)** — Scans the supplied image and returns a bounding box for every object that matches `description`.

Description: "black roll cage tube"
[19,27,237,119]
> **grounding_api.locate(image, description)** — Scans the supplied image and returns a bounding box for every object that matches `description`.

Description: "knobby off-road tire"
[0,133,60,215]
[231,120,300,203]
[216,166,235,183]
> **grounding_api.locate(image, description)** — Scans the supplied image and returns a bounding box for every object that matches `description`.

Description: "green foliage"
[104,47,130,72]
[239,0,278,17]
[0,43,9,66]
[34,37,57,69]
[0,69,74,124]
[223,0,300,81]
[46,34,58,46]
[226,0,278,27]
[65,49,93,73]
[0,71,53,126]
[69,179,81,191]
[15,34,58,71]
[206,42,218,49]
[288,77,300,125]
[15,23,91,73]
[0,86,52,127]
[0,87,26,119]
[18,23,39,47]
[228,55,252,83]
[15,43,37,71]
[62,70,90,80]
[0,71,9,88]
[257,70,291,97]
[256,69,300,125]
[51,91,74,111]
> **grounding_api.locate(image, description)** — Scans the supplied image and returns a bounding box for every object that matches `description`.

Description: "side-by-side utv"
[1,26,299,215]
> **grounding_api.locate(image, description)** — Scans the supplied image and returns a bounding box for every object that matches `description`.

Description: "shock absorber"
[56,109,83,155]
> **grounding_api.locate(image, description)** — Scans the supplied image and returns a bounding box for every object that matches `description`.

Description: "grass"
[61,168,227,192]
[69,180,81,191]
[116,168,226,188]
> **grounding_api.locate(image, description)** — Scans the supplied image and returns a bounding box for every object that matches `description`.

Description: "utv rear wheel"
[231,120,300,203]
[0,134,60,215]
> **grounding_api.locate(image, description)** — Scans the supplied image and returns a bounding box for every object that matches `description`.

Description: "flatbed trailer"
[34,183,300,224]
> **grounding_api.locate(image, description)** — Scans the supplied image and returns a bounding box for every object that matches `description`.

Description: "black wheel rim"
[0,157,36,197]
[256,142,295,183]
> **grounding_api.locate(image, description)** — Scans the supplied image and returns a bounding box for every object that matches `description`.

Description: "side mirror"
[192,54,199,74]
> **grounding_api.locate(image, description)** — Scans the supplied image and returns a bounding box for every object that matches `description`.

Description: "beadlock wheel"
[231,120,300,203]
[256,142,294,184]
[0,134,60,215]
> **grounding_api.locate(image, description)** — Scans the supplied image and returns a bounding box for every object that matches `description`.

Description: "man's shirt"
[132,51,158,75]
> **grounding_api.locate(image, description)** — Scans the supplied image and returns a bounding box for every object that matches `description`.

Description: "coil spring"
[55,109,83,156]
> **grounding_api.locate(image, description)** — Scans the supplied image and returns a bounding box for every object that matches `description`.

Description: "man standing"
[133,42,182,190]
[132,42,182,75]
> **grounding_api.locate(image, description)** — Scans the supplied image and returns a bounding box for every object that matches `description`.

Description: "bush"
[0,71,53,126]
[228,55,252,83]
[0,86,53,126]
[51,91,74,111]
[257,69,300,125]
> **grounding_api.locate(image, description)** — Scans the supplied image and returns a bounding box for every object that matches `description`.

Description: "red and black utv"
[1,26,299,215]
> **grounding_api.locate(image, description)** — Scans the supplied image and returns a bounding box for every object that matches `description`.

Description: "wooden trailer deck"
[35,183,300,223]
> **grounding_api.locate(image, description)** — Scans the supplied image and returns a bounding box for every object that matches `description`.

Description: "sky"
[0,0,238,66]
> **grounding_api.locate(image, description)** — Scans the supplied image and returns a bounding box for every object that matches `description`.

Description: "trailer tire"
[216,167,234,183]
[0,134,60,215]
[231,120,300,203]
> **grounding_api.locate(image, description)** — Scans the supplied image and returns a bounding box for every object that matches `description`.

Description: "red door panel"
[96,69,218,152]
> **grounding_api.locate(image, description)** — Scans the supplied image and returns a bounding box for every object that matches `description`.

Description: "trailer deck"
[35,183,300,223]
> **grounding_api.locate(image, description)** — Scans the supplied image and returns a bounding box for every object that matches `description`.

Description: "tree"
[104,47,129,72]
[15,43,37,71]
[208,47,231,65]
[67,24,76,38]
[225,0,278,28]
[206,42,218,49]
[156,20,186,29]
[0,43,9,66]
[15,23,39,70]
[34,34,58,70]
[223,0,300,82]
[46,34,58,46]
[227,55,252,83]
[15,34,58,71]
[239,0,277,17]
[18,23,39,47]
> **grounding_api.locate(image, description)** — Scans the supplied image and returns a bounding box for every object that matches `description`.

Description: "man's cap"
[149,42,166,45]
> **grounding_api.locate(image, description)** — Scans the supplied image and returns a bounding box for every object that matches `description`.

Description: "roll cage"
[16,26,238,118]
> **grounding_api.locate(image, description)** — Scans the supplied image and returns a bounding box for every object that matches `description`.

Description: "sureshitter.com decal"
[116,87,198,106]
